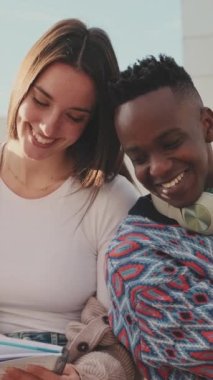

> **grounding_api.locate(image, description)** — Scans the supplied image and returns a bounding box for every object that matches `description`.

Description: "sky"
[0,0,182,116]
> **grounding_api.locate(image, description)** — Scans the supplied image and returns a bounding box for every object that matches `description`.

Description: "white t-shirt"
[0,171,139,334]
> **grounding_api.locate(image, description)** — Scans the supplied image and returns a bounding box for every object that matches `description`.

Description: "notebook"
[0,334,62,376]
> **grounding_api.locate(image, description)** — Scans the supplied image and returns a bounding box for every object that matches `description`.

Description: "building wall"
[0,116,6,140]
[181,0,213,108]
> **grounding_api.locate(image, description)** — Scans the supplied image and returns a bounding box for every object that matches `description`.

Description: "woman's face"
[16,62,96,161]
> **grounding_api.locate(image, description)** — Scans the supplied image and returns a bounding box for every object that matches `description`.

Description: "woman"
[0,19,139,380]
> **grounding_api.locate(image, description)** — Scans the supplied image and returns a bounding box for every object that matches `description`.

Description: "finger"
[62,364,77,375]
[61,365,80,380]
[2,367,40,380]
[26,365,60,380]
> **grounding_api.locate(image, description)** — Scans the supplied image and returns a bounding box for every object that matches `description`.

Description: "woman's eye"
[67,114,85,123]
[33,96,48,107]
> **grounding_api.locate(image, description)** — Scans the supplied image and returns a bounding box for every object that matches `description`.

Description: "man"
[106,55,213,380]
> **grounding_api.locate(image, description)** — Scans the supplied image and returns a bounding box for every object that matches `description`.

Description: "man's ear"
[201,107,213,143]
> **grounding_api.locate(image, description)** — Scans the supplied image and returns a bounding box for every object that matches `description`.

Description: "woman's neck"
[0,140,73,198]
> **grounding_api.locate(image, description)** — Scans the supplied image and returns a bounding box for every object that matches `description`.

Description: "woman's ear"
[201,107,213,143]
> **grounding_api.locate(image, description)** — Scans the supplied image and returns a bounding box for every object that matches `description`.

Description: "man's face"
[115,87,213,208]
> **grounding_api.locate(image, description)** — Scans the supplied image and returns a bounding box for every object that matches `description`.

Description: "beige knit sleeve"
[73,351,127,380]
[65,297,141,380]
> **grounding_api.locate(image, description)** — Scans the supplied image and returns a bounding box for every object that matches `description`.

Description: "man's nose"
[149,154,172,178]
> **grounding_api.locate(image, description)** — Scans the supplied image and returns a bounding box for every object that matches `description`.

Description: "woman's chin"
[22,144,46,161]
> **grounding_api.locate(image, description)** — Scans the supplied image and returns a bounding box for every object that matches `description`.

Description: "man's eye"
[33,96,48,107]
[163,139,182,149]
[131,156,147,165]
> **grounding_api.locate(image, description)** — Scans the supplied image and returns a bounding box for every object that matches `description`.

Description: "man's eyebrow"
[155,128,185,143]
[125,129,182,155]
[34,85,92,114]
[125,146,142,155]
[157,128,181,139]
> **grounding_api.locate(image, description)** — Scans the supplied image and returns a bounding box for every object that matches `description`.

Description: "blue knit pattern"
[106,214,213,380]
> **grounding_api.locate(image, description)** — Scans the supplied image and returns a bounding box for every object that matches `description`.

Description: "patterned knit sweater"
[106,195,213,380]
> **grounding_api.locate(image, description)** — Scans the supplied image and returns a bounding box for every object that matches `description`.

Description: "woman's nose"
[38,114,59,137]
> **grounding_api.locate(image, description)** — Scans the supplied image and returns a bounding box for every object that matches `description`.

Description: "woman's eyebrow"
[70,106,92,114]
[34,85,52,100]
[34,84,92,114]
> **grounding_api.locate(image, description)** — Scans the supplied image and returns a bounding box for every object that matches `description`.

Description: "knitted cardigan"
[106,195,213,380]
[65,296,141,380]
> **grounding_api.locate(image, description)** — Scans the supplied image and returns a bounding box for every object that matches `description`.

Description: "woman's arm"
[1,297,138,380]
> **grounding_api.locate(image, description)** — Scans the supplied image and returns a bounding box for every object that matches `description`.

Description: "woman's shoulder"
[89,175,140,222]
[97,174,140,210]
[84,175,140,225]
[102,174,140,198]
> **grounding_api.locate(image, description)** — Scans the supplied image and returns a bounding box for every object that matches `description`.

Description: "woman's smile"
[31,127,55,147]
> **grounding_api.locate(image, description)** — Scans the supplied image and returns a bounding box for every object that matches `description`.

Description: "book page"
[0,335,62,377]
[0,334,62,357]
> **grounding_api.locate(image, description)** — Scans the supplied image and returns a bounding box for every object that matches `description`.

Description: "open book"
[0,334,63,376]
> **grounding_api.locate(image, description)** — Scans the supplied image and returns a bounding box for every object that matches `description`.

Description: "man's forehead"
[115,88,177,127]
[116,87,175,111]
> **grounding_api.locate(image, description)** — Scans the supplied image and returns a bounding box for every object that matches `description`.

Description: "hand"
[2,364,80,380]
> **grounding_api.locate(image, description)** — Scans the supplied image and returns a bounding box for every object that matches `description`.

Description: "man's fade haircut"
[110,54,202,108]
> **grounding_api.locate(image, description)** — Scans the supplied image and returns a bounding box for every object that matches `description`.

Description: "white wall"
[181,0,213,108]
[0,117,6,140]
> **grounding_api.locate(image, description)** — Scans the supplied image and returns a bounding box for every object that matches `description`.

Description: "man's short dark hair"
[110,54,201,108]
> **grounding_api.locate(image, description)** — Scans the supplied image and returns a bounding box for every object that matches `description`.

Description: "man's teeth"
[32,130,54,145]
[162,172,184,189]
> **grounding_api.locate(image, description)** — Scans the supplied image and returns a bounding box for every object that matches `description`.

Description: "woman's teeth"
[32,130,54,145]
[162,172,184,190]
